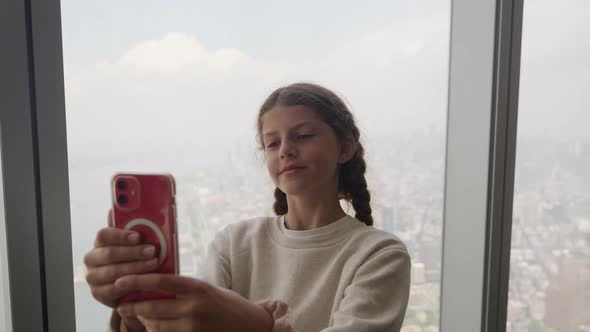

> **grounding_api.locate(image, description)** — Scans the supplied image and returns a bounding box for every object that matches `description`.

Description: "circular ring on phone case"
[124,218,167,264]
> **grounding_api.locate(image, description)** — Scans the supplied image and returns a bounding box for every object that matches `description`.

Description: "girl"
[84,82,411,332]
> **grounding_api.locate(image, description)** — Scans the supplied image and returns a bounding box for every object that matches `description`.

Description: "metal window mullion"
[1,0,75,331]
[30,0,76,330]
[482,0,523,331]
[0,0,47,330]
[440,0,498,331]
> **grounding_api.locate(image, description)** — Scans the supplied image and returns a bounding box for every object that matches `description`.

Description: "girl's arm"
[254,248,411,332]
[205,224,411,332]
[320,248,411,332]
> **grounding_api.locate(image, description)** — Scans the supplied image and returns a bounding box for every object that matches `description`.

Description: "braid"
[339,145,373,226]
[273,187,288,215]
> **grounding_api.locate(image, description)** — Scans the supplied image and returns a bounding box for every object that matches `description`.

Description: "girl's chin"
[277,183,312,197]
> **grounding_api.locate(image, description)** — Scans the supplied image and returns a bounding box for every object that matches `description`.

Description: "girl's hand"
[84,210,159,308]
[84,210,159,330]
[114,273,274,332]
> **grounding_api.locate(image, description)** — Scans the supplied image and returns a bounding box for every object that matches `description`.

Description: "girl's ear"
[338,136,358,164]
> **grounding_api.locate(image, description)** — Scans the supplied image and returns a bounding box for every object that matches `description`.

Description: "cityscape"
[2,0,580,331]
[68,131,589,332]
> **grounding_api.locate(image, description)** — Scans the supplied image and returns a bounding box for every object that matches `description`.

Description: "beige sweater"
[204,214,411,332]
[110,214,411,331]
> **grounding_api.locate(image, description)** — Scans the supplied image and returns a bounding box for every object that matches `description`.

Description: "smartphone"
[111,173,179,304]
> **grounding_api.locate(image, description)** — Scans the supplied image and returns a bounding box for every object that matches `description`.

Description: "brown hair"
[256,82,373,226]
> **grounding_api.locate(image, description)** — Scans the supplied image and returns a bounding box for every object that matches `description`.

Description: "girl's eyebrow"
[263,121,315,137]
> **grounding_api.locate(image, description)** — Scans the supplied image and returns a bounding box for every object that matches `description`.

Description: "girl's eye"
[265,134,313,149]
[297,134,314,140]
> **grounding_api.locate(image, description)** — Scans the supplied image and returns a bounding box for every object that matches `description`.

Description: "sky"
[517,0,590,140]
[60,0,446,65]
[60,0,451,165]
[59,0,590,168]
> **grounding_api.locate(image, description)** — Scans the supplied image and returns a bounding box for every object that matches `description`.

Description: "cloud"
[117,33,282,80]
[64,12,452,165]
[64,0,590,170]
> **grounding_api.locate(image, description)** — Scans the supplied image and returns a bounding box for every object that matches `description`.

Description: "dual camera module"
[114,175,140,209]
[116,180,128,204]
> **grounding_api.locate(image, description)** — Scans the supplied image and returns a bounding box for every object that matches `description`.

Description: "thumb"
[136,315,149,330]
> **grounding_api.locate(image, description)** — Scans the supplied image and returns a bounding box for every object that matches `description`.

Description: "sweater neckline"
[268,214,363,248]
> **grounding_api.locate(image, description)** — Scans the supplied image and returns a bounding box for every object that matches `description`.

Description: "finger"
[108,209,113,228]
[84,244,156,267]
[94,227,141,248]
[89,283,125,308]
[137,316,197,332]
[115,274,207,295]
[135,316,149,331]
[118,298,197,320]
[86,257,159,285]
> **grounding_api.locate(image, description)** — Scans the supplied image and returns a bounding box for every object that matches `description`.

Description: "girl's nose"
[279,142,296,159]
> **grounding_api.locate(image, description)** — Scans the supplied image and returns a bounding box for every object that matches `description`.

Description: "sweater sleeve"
[255,248,411,332]
[204,224,297,332]
[202,225,232,289]
[108,309,135,332]
[108,309,121,332]
[321,248,411,332]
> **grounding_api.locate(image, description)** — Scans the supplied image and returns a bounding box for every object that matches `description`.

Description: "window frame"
[0,0,75,331]
[0,0,524,331]
[440,0,523,332]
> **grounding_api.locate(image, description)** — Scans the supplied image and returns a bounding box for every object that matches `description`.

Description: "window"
[60,1,451,330]
[507,0,590,331]
[0,145,12,332]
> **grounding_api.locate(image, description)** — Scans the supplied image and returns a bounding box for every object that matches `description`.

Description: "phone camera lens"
[117,180,126,190]
[117,194,128,204]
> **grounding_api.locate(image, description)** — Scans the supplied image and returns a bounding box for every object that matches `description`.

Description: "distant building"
[541,202,570,226]
[400,325,421,332]
[544,257,590,331]
[572,140,590,158]
[412,263,426,284]
[420,239,441,271]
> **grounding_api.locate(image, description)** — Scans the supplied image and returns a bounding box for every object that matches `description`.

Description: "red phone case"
[111,173,179,304]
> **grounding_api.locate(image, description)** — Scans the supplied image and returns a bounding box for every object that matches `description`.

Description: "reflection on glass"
[507,1,590,331]
[61,1,450,330]
[0,144,12,332]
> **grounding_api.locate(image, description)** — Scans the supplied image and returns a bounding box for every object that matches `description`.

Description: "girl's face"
[261,104,345,197]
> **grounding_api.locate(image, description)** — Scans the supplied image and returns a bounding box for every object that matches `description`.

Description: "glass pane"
[507,1,590,331]
[61,1,450,330]
[0,143,13,332]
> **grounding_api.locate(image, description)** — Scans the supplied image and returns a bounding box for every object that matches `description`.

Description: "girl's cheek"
[267,151,281,163]
[266,157,278,172]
